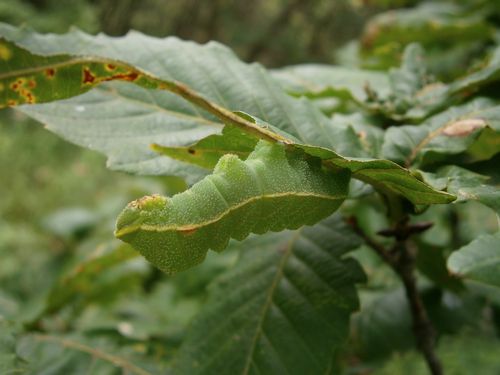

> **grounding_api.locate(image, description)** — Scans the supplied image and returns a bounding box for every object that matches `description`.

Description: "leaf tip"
[114,194,167,238]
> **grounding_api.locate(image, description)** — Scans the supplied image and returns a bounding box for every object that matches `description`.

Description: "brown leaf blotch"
[443,118,486,137]
[83,68,96,84]
[45,68,55,78]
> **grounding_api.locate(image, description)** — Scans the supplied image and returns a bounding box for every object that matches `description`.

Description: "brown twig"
[348,217,443,375]
[395,241,443,375]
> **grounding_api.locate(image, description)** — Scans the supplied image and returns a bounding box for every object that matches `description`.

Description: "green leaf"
[382,98,500,167]
[361,2,493,64]
[16,334,154,375]
[352,288,414,360]
[416,242,464,292]
[0,34,217,180]
[0,321,25,374]
[422,166,500,214]
[311,42,500,122]
[329,113,385,158]
[0,23,358,164]
[389,44,500,122]
[295,144,455,205]
[272,45,447,121]
[40,242,140,317]
[0,26,286,180]
[448,232,500,288]
[0,24,454,206]
[115,141,350,274]
[448,44,500,95]
[364,43,500,122]
[377,43,448,121]
[152,114,454,206]
[272,63,390,103]
[173,214,365,374]
[152,120,454,206]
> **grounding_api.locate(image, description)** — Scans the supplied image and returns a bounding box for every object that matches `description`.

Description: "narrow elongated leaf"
[173,215,365,375]
[382,98,500,167]
[448,232,500,288]
[115,142,350,274]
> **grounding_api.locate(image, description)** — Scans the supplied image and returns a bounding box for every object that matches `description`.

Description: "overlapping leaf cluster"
[0,0,499,373]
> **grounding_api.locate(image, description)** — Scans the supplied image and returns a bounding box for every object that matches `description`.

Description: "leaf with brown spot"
[0,23,454,205]
[443,118,486,137]
[152,125,258,169]
[383,98,500,167]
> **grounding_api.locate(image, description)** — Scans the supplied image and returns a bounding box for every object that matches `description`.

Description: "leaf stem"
[348,217,443,375]
[395,241,443,375]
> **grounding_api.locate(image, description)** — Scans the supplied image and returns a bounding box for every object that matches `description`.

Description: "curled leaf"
[115,141,350,274]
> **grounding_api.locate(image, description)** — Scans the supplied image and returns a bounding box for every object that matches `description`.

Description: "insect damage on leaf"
[442,118,486,137]
[115,141,350,274]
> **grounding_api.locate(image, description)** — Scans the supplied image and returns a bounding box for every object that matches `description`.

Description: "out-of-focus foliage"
[0,0,99,33]
[0,0,373,67]
[375,331,500,375]
[344,0,500,81]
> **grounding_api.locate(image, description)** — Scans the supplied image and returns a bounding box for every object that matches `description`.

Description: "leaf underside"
[0,24,454,206]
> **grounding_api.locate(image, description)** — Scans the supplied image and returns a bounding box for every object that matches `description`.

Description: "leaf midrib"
[241,231,299,375]
[101,86,221,127]
[115,191,344,237]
